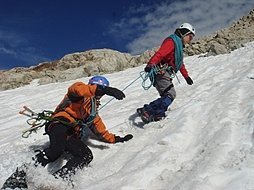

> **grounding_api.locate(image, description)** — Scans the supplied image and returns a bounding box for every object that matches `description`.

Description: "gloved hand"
[95,86,125,100]
[115,134,133,143]
[185,77,193,85]
[144,65,154,72]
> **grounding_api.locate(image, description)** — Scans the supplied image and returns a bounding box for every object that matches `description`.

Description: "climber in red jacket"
[138,23,195,124]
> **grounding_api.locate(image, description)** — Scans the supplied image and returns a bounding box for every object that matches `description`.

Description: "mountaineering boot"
[141,111,164,124]
[1,165,28,189]
[53,167,74,180]
[52,167,75,187]
[141,111,153,124]
[33,150,50,167]
[136,107,144,116]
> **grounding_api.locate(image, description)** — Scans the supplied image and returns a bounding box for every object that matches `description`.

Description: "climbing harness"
[20,97,98,139]
[140,64,176,90]
[80,98,97,141]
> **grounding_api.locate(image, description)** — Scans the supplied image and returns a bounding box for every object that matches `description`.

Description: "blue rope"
[98,64,175,110]
[168,34,183,72]
[99,75,142,110]
[140,66,176,90]
[140,67,158,90]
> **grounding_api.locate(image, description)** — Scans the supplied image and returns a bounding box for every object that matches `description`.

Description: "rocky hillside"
[0,9,254,90]
[185,9,254,56]
[0,49,154,90]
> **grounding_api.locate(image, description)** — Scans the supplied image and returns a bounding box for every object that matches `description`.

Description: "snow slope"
[0,42,254,190]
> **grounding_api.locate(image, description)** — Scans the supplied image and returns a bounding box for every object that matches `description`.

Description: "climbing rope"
[139,68,157,90]
[99,64,177,110]
[140,65,176,90]
[20,106,80,138]
[20,106,54,138]
[20,65,178,137]
[99,75,142,110]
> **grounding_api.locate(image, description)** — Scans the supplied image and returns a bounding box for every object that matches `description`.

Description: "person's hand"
[104,86,125,100]
[185,77,193,85]
[144,66,152,72]
[115,134,133,143]
[95,86,125,100]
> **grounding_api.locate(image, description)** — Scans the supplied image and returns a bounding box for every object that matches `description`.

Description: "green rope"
[22,110,78,138]
[22,110,53,138]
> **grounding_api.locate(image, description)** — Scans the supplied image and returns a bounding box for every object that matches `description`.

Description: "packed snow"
[0,42,254,190]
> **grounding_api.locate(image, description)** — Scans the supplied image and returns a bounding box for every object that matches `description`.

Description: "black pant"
[44,122,93,177]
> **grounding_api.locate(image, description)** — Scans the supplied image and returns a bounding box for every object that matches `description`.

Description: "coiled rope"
[140,65,177,90]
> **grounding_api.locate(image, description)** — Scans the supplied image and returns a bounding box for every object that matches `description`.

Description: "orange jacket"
[52,82,116,143]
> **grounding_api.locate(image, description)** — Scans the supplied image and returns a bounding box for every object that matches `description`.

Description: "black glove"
[115,134,133,143]
[144,66,152,72]
[185,77,193,85]
[95,85,125,100]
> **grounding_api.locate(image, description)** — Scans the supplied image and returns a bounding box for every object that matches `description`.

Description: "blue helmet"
[88,75,110,87]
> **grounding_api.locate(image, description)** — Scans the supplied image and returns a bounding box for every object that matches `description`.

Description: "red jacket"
[147,38,189,78]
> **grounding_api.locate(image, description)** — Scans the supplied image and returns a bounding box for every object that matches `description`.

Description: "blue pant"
[144,96,172,117]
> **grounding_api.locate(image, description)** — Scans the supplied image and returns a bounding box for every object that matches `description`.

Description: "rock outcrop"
[185,9,254,56]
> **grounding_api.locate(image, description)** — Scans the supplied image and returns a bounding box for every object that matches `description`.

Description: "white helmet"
[179,23,195,36]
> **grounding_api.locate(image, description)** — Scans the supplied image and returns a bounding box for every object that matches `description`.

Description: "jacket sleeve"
[179,63,189,78]
[147,38,175,66]
[68,82,97,98]
[89,115,116,143]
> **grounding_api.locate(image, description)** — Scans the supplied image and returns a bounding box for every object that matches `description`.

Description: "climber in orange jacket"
[34,76,133,179]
